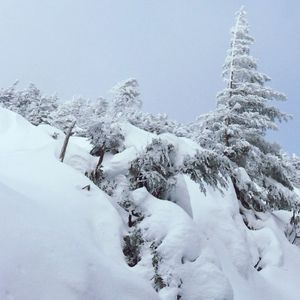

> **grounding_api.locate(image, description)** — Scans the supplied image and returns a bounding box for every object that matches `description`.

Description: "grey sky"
[0,0,299,153]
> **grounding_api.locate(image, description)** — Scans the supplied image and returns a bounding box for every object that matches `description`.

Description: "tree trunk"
[59,121,76,162]
[224,117,230,147]
[95,146,105,173]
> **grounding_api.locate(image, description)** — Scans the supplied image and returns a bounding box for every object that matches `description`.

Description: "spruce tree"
[218,7,288,148]
[198,7,295,211]
[110,78,142,119]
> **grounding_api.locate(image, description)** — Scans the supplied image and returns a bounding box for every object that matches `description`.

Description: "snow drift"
[0,108,158,300]
[1,107,300,300]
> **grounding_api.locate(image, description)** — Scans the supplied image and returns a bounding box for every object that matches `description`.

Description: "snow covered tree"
[220,7,288,144]
[25,85,58,126]
[87,118,125,182]
[50,101,77,132]
[0,82,58,125]
[204,7,289,150]
[67,97,97,130]
[128,110,187,137]
[110,78,142,119]
[0,81,19,110]
[129,139,176,199]
[89,119,125,155]
[90,118,124,165]
[196,7,294,211]
[282,153,300,188]
[51,97,106,134]
[181,149,229,193]
[93,97,109,119]
[113,175,144,227]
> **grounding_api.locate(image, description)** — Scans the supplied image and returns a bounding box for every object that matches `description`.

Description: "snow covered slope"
[1,107,300,300]
[0,108,158,300]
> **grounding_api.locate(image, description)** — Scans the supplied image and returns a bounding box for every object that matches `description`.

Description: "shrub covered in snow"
[89,120,125,155]
[129,139,176,199]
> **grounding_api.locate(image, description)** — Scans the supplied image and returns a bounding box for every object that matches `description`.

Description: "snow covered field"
[1,107,300,300]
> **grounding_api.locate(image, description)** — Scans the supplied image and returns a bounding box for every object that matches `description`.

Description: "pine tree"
[0,81,19,110]
[25,85,58,126]
[110,78,142,119]
[181,149,229,193]
[204,7,289,151]
[51,97,101,134]
[219,8,288,148]
[281,153,300,188]
[93,97,108,119]
[197,7,294,211]
[0,82,58,126]
[50,101,77,132]
[128,110,187,136]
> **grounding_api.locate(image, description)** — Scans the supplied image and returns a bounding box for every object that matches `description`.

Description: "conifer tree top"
[218,6,287,122]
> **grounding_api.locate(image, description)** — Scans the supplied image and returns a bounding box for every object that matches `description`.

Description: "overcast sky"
[0,0,299,153]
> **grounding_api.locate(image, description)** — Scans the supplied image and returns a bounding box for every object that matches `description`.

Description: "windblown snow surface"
[1,107,300,300]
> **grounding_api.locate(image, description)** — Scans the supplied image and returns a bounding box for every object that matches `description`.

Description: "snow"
[159,133,201,166]
[184,175,300,300]
[122,122,156,151]
[130,188,233,300]
[103,121,202,178]
[1,107,300,300]
[0,108,158,300]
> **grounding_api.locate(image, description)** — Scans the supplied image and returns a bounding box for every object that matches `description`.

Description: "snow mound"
[185,175,300,300]
[130,188,233,300]
[0,108,158,300]
[1,107,300,300]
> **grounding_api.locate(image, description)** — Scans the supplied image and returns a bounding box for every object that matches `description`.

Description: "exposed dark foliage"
[122,229,144,267]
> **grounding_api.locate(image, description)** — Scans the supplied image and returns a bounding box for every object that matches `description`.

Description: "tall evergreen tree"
[197,7,295,211]
[219,7,288,148]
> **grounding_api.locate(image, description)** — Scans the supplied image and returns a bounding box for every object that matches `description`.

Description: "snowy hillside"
[1,107,300,300]
[0,108,158,300]
[1,7,300,300]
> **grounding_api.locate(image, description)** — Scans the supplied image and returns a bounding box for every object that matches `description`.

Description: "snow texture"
[1,107,300,300]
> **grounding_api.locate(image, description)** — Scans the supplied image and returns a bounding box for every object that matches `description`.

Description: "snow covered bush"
[181,149,229,193]
[150,241,167,292]
[95,174,117,196]
[87,120,125,183]
[123,228,144,267]
[129,139,177,199]
[128,111,188,137]
[89,120,125,155]
[112,176,144,226]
